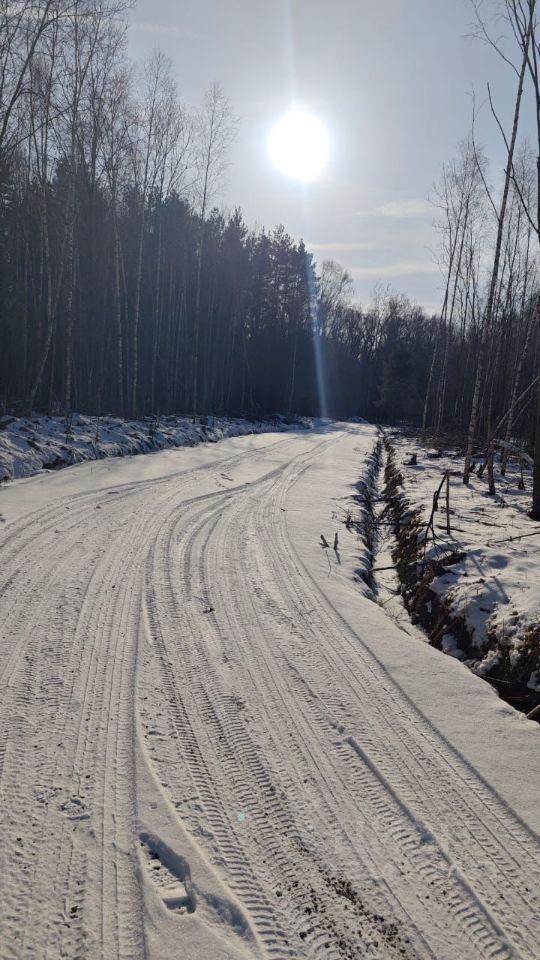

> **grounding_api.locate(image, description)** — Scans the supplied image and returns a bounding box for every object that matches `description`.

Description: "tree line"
[0,0,407,423]
[420,0,540,517]
[1,0,540,513]
[322,2,540,521]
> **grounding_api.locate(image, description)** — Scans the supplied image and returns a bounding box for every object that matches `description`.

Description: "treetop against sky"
[129,0,536,312]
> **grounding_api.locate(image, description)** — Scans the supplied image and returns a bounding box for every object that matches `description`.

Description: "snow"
[0,422,539,960]
[390,434,540,677]
[441,632,464,659]
[0,411,312,482]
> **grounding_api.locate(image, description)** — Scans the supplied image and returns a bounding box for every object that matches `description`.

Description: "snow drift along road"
[0,424,539,960]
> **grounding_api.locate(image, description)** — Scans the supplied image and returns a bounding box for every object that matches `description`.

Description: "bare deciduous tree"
[463,0,534,485]
[192,81,237,416]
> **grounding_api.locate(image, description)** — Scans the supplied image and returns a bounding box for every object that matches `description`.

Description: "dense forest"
[0,0,540,512]
[0,0,435,422]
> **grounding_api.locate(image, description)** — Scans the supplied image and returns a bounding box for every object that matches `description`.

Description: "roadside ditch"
[347,431,540,722]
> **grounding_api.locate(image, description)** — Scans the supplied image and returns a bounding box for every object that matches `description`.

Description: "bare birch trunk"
[463,28,530,484]
[113,211,124,414]
[64,192,76,412]
[501,294,533,475]
[531,135,540,516]
[531,300,540,518]
[27,188,54,410]
[192,225,204,417]
[150,217,163,412]
[131,207,145,417]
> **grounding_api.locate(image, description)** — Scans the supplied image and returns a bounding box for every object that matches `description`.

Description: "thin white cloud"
[308,241,380,253]
[350,261,440,279]
[357,199,433,220]
[130,21,181,35]
[422,302,443,315]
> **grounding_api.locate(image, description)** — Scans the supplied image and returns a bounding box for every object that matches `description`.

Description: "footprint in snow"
[139,830,196,914]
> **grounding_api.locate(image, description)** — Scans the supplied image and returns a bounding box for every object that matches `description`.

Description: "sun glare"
[269,109,330,182]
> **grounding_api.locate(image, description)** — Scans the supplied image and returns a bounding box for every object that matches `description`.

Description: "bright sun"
[269,109,330,182]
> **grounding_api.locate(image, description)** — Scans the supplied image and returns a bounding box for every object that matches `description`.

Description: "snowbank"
[388,432,540,711]
[0,412,312,482]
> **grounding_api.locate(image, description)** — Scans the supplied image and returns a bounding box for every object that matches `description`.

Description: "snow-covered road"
[0,424,539,960]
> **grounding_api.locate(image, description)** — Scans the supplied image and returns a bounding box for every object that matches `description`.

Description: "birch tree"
[191,82,237,415]
[463,0,534,483]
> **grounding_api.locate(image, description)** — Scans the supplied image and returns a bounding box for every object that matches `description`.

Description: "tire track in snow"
[141,431,540,960]
[1,426,539,960]
[221,453,536,960]
[143,492,298,959]
[141,436,426,958]
[1,436,313,960]
[0,486,151,960]
[267,442,540,958]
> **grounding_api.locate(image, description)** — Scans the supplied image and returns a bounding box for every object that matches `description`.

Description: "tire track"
[2,426,538,960]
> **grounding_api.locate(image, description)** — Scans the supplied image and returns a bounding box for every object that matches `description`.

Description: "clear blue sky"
[128,0,531,314]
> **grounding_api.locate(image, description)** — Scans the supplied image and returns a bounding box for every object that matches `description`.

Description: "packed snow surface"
[0,424,539,959]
